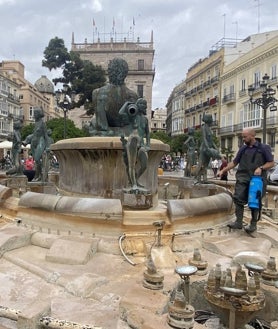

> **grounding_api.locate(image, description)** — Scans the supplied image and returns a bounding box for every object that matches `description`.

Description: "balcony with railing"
[211,76,219,84]
[209,96,218,106]
[222,93,236,104]
[184,121,218,133]
[219,115,278,135]
[239,89,247,97]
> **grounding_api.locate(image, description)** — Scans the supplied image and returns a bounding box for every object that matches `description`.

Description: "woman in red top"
[25,155,35,170]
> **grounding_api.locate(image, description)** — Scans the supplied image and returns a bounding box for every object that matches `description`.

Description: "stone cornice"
[222,46,278,81]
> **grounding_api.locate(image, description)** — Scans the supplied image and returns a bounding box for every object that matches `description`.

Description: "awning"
[0,140,30,149]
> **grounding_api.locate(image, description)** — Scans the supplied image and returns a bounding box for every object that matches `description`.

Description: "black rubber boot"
[244,219,257,233]
[227,220,243,229]
[228,204,244,229]
[245,209,259,233]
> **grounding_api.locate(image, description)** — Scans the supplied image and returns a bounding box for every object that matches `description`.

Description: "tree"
[42,37,70,70]
[21,123,35,141]
[42,37,106,111]
[21,118,88,144]
[46,118,88,142]
[170,135,188,155]
[150,131,171,145]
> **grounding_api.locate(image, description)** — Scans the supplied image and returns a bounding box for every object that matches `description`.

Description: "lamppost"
[248,73,278,144]
[55,84,76,139]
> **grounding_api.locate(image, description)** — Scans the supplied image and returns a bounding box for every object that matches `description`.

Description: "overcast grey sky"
[1,0,278,110]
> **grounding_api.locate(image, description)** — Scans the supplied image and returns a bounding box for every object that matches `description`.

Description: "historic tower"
[71,29,155,123]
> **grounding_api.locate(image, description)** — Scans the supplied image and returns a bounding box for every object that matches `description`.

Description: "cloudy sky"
[1,0,278,110]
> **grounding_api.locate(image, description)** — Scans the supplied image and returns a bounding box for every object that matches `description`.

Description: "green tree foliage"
[42,37,106,111]
[150,131,171,145]
[21,118,88,144]
[170,134,188,155]
[42,37,70,70]
[46,118,88,142]
[21,123,35,141]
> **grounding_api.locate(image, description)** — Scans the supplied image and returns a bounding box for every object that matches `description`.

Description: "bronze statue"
[23,107,49,182]
[89,58,138,136]
[41,128,54,182]
[195,113,221,182]
[119,98,150,191]
[183,127,196,177]
[6,118,24,176]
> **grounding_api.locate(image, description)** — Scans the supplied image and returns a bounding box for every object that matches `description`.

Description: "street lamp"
[248,73,278,143]
[55,84,76,139]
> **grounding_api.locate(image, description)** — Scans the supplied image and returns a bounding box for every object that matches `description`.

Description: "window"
[229,84,234,94]
[254,72,260,88]
[137,85,144,98]
[138,59,144,70]
[227,137,233,150]
[29,106,34,119]
[243,102,260,128]
[271,65,277,80]
[241,79,246,91]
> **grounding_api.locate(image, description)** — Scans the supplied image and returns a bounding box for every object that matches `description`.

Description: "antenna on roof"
[222,13,226,39]
[255,0,261,33]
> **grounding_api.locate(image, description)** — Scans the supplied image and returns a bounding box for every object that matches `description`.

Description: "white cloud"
[0,0,15,4]
[0,0,278,109]
[82,0,103,12]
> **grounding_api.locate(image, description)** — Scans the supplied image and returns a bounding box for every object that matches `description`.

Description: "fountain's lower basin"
[51,137,169,206]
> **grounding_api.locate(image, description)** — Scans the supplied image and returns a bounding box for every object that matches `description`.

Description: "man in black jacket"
[218,128,274,233]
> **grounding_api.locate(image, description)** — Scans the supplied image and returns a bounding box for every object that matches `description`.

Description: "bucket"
[158,167,163,175]
[248,176,263,209]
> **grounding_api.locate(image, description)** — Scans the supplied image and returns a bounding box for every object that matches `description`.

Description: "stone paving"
[0,215,278,329]
[0,170,278,329]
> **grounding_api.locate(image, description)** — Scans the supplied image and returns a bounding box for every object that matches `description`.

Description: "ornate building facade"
[167,30,278,159]
[220,30,278,158]
[151,108,166,132]
[0,61,58,127]
[71,31,155,123]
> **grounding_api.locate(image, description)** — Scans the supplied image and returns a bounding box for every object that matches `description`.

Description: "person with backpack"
[218,128,274,233]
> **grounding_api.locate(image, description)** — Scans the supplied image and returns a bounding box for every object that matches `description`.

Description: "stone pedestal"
[6,175,28,197]
[122,188,152,209]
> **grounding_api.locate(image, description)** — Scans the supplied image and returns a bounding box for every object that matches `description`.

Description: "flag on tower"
[93,18,95,26]
[133,17,135,26]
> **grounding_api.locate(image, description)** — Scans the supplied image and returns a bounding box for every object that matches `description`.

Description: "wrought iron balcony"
[222,93,236,104]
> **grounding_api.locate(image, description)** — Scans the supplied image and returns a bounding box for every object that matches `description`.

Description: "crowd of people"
[160,154,185,171]
[159,153,231,180]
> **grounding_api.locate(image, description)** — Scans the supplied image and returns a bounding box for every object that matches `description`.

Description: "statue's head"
[202,113,213,124]
[188,127,195,135]
[34,107,44,119]
[136,98,147,114]
[108,58,129,86]
[13,118,23,129]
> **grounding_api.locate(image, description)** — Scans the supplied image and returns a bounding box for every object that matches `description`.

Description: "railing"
[219,117,278,135]
[218,125,235,134]
[211,76,219,84]
[185,97,218,114]
[209,96,218,106]
[222,93,236,104]
[239,90,247,97]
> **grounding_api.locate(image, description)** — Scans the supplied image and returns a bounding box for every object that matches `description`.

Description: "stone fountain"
[0,59,278,328]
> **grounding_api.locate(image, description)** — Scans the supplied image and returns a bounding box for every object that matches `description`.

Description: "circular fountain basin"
[51,137,169,205]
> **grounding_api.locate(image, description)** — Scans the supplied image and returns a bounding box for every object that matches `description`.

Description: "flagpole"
[132,17,135,42]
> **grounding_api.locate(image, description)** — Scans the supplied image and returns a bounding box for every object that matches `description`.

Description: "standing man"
[211,158,219,178]
[218,127,274,233]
